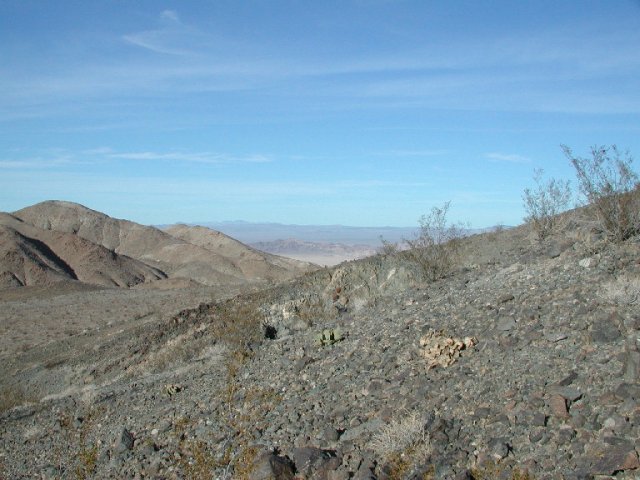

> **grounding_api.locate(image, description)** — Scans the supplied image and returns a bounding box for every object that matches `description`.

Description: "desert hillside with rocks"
[0,202,639,479]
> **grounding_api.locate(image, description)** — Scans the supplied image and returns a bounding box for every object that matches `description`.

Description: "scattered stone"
[251,451,296,480]
[615,382,640,401]
[496,317,517,332]
[622,334,640,382]
[590,315,622,343]
[548,395,570,418]
[590,444,640,475]
[550,386,583,403]
[557,371,578,386]
[2,209,639,480]
[340,419,383,442]
[292,447,341,479]
[579,257,598,268]
[487,437,510,461]
[531,412,547,427]
[116,428,135,453]
[497,294,515,304]
[545,332,568,342]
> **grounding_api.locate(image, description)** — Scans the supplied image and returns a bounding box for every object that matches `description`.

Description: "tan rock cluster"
[419,330,477,369]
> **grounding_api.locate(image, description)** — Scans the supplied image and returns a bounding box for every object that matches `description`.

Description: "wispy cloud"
[0,158,73,169]
[374,149,449,157]
[485,152,531,164]
[160,10,179,22]
[0,148,272,170]
[122,9,203,56]
[2,8,640,117]
[106,151,272,164]
[0,148,77,169]
[121,9,250,60]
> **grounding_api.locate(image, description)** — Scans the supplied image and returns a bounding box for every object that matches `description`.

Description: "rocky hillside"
[1,201,316,289]
[0,208,639,479]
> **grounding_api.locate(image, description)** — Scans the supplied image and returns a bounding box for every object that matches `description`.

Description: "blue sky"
[1,1,639,227]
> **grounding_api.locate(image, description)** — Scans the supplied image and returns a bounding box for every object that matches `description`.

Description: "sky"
[1,0,639,228]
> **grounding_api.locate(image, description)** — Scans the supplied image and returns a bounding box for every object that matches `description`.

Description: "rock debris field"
[1,212,639,479]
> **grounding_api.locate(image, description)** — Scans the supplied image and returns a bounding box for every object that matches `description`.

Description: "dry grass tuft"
[370,410,432,478]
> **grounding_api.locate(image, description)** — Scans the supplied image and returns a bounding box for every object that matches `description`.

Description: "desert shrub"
[522,168,572,240]
[564,144,640,242]
[210,297,265,355]
[404,202,464,281]
[316,327,344,346]
[470,460,536,480]
[0,385,28,413]
[601,274,640,306]
[379,236,399,256]
[370,410,432,479]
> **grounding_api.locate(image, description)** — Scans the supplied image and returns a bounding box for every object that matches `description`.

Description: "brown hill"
[164,224,316,282]
[0,212,166,288]
[7,201,317,288]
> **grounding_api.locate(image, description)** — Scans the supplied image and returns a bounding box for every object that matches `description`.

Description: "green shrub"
[316,328,343,346]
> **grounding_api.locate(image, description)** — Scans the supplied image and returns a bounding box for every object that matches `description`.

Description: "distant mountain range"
[180,221,499,266]
[196,221,420,246]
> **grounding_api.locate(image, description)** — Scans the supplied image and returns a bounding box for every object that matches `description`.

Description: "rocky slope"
[0,209,639,479]
[2,201,316,289]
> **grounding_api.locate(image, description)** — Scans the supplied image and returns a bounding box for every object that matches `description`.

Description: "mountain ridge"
[2,201,316,289]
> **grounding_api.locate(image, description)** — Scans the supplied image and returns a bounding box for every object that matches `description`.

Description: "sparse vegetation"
[564,144,640,242]
[379,235,400,256]
[0,384,31,413]
[522,168,572,240]
[209,295,268,354]
[404,202,464,281]
[50,408,103,480]
[194,294,282,479]
[316,327,344,346]
[370,410,432,478]
[470,460,536,480]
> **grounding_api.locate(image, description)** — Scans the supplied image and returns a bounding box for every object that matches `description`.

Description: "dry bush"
[379,236,400,256]
[404,202,464,281]
[564,144,640,242]
[470,460,536,480]
[209,296,266,354]
[522,168,572,240]
[0,384,34,413]
[601,275,640,306]
[370,410,432,478]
